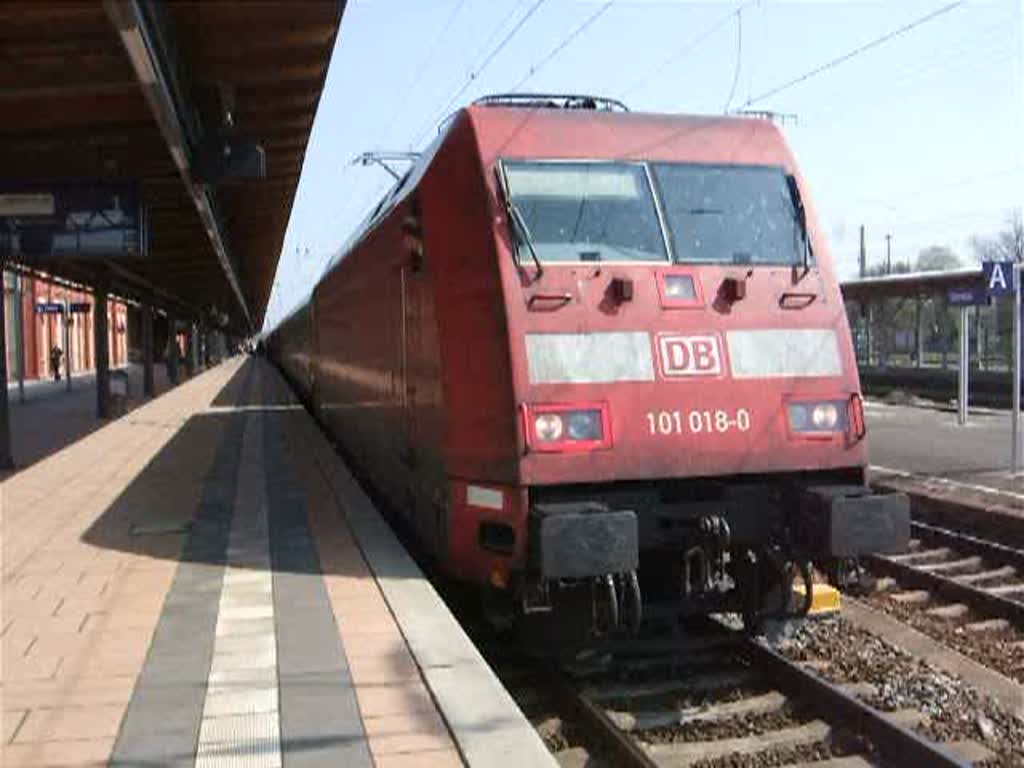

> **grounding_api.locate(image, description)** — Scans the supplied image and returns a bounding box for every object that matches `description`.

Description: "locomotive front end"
[476,107,909,641]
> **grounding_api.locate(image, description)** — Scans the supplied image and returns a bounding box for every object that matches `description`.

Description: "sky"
[263,0,1024,330]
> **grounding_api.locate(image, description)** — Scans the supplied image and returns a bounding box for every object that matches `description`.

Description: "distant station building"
[3,269,129,381]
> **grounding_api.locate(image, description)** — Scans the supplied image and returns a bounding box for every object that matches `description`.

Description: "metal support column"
[198,321,206,368]
[63,299,71,392]
[142,302,154,397]
[975,305,984,370]
[915,296,924,368]
[865,302,873,366]
[958,305,969,425]
[167,314,179,386]
[0,267,14,469]
[1014,270,1021,473]
[184,324,195,378]
[94,281,110,419]
[13,273,24,402]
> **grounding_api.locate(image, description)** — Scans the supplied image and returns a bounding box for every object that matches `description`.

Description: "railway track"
[866,520,1024,632]
[544,628,989,768]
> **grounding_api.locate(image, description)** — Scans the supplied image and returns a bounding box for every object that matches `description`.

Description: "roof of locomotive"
[465,105,796,168]
[269,105,798,334]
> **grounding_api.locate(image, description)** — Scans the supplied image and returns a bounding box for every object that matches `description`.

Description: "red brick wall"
[4,271,129,382]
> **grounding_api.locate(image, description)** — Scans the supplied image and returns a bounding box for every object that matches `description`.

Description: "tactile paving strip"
[195,412,282,768]
[109,366,254,767]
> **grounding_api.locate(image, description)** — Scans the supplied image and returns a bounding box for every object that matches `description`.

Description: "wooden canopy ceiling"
[0,1,343,332]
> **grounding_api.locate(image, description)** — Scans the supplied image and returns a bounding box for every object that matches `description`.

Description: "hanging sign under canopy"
[0,181,146,262]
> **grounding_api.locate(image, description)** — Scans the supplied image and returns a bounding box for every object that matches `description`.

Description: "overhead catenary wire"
[740,0,966,108]
[853,163,1024,211]
[507,0,616,92]
[806,46,1016,132]
[403,0,529,147]
[722,7,743,113]
[618,0,759,100]
[380,0,469,144]
[797,26,1016,127]
[468,0,529,70]
[410,0,548,147]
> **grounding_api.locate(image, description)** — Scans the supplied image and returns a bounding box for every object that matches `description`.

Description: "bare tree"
[971,208,1024,262]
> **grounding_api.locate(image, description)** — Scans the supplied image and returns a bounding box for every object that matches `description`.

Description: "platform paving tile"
[218,603,274,621]
[2,676,139,712]
[2,359,247,766]
[207,666,279,690]
[209,649,278,675]
[13,701,125,741]
[80,608,163,631]
[212,632,276,656]
[1,737,117,767]
[5,358,554,767]
[340,628,409,658]
[2,653,64,683]
[202,687,279,718]
[374,749,466,768]
[347,653,422,685]
[270,358,558,768]
[3,710,28,743]
[187,392,285,768]
[215,616,276,638]
[365,709,456,755]
[198,711,281,746]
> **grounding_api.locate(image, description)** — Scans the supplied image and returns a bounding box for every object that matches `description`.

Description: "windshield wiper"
[509,201,542,277]
[496,164,543,278]
[785,174,812,273]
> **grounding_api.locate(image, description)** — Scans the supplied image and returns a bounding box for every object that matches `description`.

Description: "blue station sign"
[35,301,64,314]
[983,260,1016,296]
[947,286,990,307]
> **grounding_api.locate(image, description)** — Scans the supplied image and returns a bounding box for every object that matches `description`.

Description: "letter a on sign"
[990,263,1008,291]
[983,260,1016,297]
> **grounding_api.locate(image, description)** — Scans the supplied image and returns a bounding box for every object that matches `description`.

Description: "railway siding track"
[549,632,985,768]
[866,520,1024,630]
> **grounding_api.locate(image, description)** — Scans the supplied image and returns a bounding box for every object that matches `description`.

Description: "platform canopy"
[0,1,343,333]
[840,267,984,301]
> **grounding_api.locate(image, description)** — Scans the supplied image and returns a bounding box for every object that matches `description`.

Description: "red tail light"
[848,393,866,441]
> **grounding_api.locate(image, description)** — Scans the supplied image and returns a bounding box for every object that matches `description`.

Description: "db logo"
[658,334,722,377]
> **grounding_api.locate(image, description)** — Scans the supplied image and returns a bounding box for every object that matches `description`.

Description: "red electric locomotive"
[268,94,908,643]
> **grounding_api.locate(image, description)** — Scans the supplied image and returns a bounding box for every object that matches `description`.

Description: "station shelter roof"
[840,267,984,301]
[0,1,344,333]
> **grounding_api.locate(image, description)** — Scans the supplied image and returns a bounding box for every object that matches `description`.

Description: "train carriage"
[268,94,909,644]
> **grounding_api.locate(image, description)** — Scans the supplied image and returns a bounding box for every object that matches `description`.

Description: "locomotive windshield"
[651,163,809,266]
[503,161,668,263]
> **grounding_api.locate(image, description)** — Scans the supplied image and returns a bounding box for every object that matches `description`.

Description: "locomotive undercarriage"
[509,470,909,652]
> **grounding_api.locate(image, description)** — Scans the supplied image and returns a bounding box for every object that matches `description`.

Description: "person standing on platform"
[49,345,63,382]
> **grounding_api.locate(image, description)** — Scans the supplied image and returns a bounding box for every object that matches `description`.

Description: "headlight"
[534,413,564,442]
[788,404,809,431]
[526,404,610,451]
[664,274,696,300]
[788,400,848,434]
[566,409,603,441]
[811,403,839,429]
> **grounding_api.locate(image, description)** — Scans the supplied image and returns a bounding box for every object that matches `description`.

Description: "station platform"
[2,357,553,768]
[865,398,1024,532]
[4,363,172,474]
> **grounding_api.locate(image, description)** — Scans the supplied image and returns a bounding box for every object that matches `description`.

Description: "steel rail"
[746,639,969,768]
[911,520,1024,571]
[548,665,658,768]
[550,633,967,768]
[866,551,1024,628]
